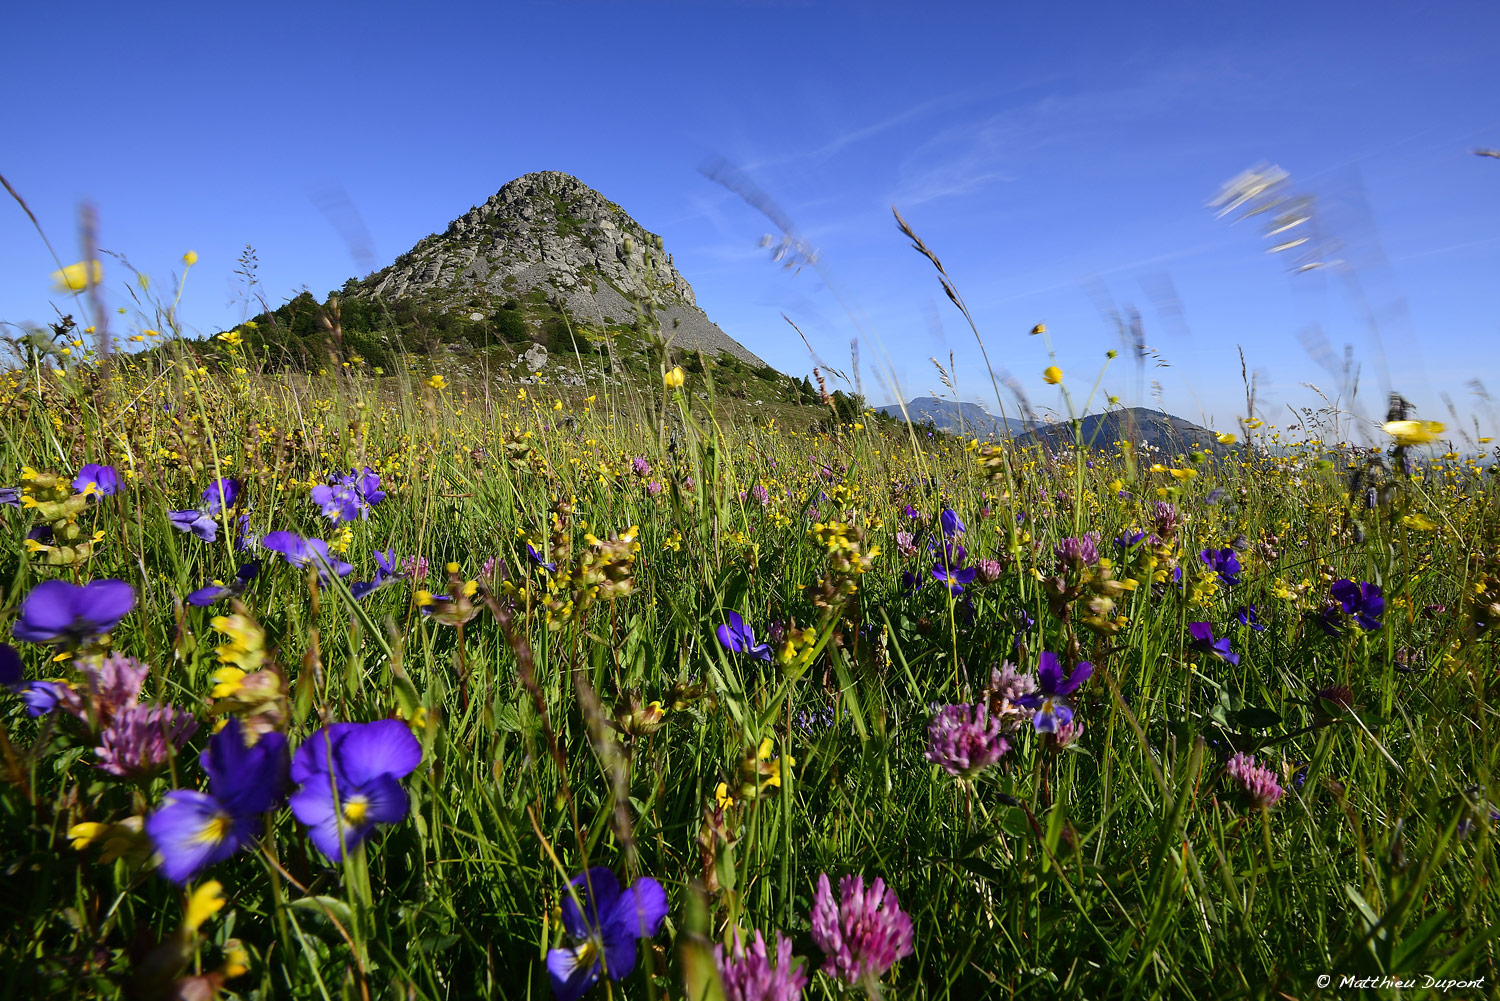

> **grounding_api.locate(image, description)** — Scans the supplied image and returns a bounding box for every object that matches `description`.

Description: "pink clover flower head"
[1226,751,1284,809]
[924,703,1010,777]
[95,704,198,778]
[895,531,917,559]
[1054,532,1101,569]
[809,872,914,985]
[714,929,808,1001]
[975,558,1004,584]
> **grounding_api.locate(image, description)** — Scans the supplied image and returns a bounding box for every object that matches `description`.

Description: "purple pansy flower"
[718,612,773,661]
[1198,548,1241,587]
[201,477,241,514]
[526,542,557,573]
[1234,604,1264,631]
[12,580,135,647]
[289,720,421,860]
[310,466,385,522]
[1017,652,1093,733]
[262,531,354,583]
[1187,622,1240,665]
[547,867,669,1001]
[1328,579,1384,632]
[0,642,71,717]
[930,543,976,596]
[145,718,289,883]
[939,508,965,538]
[72,463,121,499]
[0,486,21,507]
[169,507,221,542]
[351,548,405,599]
[187,561,260,607]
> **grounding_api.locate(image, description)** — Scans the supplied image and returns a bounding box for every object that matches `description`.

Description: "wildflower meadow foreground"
[1,295,1498,999]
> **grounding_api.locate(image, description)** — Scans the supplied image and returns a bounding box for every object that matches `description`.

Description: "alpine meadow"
[3,66,1500,1001]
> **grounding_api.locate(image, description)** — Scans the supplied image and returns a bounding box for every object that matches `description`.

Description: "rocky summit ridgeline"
[348,171,765,367]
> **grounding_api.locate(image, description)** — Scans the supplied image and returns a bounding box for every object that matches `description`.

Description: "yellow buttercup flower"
[1216,432,1236,444]
[427,374,448,390]
[1042,365,1063,385]
[51,260,103,292]
[185,881,225,933]
[664,366,686,389]
[183,250,198,266]
[1382,420,1444,446]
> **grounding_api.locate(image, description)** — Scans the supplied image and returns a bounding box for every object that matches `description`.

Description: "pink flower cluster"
[715,930,808,1001]
[810,873,914,985]
[1226,752,1284,809]
[924,703,1010,777]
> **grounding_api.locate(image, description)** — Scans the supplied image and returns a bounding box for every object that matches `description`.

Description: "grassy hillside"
[0,317,1495,1000]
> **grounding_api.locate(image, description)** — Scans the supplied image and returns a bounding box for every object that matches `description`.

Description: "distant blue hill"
[876,397,1028,438]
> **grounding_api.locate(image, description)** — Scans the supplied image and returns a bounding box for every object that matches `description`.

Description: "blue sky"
[5,0,1498,436]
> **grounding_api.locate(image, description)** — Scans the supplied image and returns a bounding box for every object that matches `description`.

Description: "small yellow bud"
[1042,365,1063,385]
[183,250,198,266]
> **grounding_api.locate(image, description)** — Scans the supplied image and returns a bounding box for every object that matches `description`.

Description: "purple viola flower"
[939,508,965,538]
[715,930,808,1001]
[0,486,20,507]
[930,565,977,597]
[925,703,1010,777]
[930,542,977,597]
[310,466,386,522]
[718,612,773,661]
[809,873,914,985]
[900,570,925,597]
[1017,652,1092,733]
[12,579,135,648]
[262,531,354,583]
[1330,579,1384,632]
[187,561,260,607]
[547,867,669,1001]
[1187,622,1240,665]
[1225,751,1284,810]
[351,548,405,599]
[289,719,422,860]
[1115,530,1147,550]
[72,463,121,499]
[145,718,290,883]
[902,504,919,520]
[526,542,557,573]
[169,507,220,542]
[201,477,241,515]
[95,705,198,778]
[0,642,71,717]
[1198,548,1242,587]
[234,512,258,552]
[1234,604,1265,632]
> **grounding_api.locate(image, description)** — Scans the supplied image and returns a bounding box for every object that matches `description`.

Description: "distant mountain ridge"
[875,397,1028,438]
[879,398,1231,455]
[1015,407,1231,456]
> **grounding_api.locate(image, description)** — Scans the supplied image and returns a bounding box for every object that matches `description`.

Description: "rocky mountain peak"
[351,171,764,366]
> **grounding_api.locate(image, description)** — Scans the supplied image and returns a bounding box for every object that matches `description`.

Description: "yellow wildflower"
[51,260,103,292]
[1043,365,1063,385]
